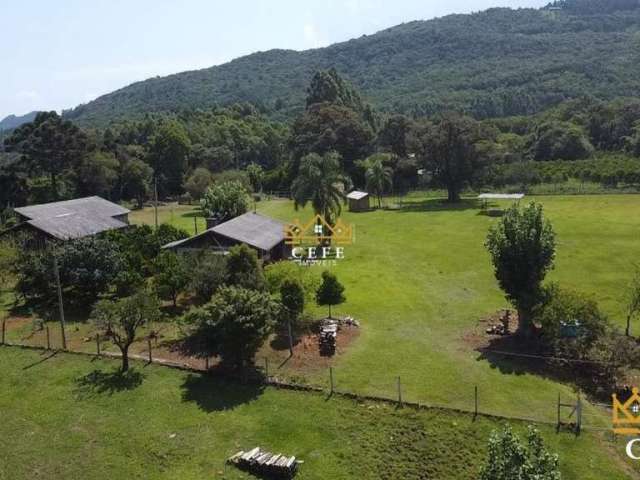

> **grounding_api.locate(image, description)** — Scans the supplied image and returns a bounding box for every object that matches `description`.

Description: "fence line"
[0,340,613,435]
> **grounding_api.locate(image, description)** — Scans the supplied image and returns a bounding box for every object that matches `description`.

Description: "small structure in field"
[9,196,130,243]
[163,211,290,261]
[346,190,370,212]
[228,447,301,479]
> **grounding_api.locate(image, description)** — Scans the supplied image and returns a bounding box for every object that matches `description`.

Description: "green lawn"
[0,347,634,480]
[134,195,640,423]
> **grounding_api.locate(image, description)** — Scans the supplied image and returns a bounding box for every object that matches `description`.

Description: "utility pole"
[154,175,159,229]
[53,254,67,350]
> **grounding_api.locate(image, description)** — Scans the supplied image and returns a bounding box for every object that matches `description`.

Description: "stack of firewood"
[228,447,301,478]
[319,321,338,356]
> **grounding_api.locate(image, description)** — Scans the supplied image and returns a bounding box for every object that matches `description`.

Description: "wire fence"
[0,319,617,438]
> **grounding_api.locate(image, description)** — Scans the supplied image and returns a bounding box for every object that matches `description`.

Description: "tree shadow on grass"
[393,198,480,213]
[73,368,144,398]
[181,371,265,413]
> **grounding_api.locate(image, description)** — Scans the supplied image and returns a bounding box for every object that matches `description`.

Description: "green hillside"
[65,3,640,127]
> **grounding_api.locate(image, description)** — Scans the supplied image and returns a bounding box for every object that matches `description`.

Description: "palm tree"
[364,154,393,208]
[292,152,348,233]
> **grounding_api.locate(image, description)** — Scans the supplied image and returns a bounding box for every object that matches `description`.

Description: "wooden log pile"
[319,321,338,356]
[228,447,301,478]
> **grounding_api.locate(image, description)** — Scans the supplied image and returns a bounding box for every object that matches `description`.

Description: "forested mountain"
[0,112,38,132]
[65,3,640,127]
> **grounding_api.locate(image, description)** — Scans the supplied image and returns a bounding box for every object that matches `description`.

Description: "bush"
[188,252,227,303]
[265,261,321,303]
[200,181,250,222]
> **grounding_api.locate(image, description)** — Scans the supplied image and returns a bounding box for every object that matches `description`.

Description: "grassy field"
[128,194,640,426]
[0,347,635,480]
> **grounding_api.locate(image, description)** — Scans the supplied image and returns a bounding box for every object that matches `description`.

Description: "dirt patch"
[461,309,519,352]
[280,325,360,371]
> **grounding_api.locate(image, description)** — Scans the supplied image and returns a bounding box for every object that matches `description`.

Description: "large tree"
[289,103,374,177]
[225,243,265,291]
[409,113,483,203]
[153,251,189,308]
[91,290,161,372]
[183,285,279,370]
[486,202,556,336]
[148,120,191,196]
[316,270,346,319]
[200,180,250,223]
[4,111,90,199]
[280,278,305,355]
[292,151,348,231]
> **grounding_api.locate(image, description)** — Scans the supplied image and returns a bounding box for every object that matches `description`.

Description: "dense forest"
[2,62,640,215]
[62,2,640,127]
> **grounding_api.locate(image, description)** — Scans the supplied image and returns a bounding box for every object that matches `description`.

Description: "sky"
[1,0,548,119]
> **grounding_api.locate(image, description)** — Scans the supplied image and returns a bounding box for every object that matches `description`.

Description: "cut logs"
[228,447,301,478]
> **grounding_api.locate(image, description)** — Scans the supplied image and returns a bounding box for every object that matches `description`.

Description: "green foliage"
[200,180,250,222]
[363,154,394,208]
[316,270,346,318]
[187,251,227,304]
[73,151,119,198]
[410,114,485,202]
[183,167,213,201]
[289,103,374,176]
[534,284,608,356]
[183,285,279,368]
[479,425,561,480]
[118,157,153,208]
[0,239,17,289]
[148,120,191,196]
[91,289,161,371]
[378,114,414,157]
[485,203,556,335]
[624,265,640,336]
[265,261,321,303]
[153,251,189,307]
[4,111,90,199]
[245,163,264,192]
[280,279,305,327]
[292,152,348,227]
[65,7,640,127]
[225,244,265,291]
[530,121,594,161]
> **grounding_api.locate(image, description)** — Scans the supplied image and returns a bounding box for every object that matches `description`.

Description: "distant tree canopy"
[4,112,90,200]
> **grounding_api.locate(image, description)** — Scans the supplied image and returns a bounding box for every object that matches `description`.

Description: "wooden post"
[557,393,561,430]
[397,376,402,407]
[96,334,101,356]
[46,325,50,350]
[329,367,334,394]
[287,319,294,357]
[154,176,159,229]
[147,338,152,364]
[194,216,198,235]
[1,318,5,345]
[474,385,478,419]
[264,357,269,379]
[53,255,67,350]
[205,356,209,371]
[576,394,582,435]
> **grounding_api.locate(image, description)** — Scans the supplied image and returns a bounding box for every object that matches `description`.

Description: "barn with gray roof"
[163,212,289,261]
[11,196,130,242]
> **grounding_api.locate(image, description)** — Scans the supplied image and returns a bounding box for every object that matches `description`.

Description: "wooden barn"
[163,211,289,261]
[346,190,370,212]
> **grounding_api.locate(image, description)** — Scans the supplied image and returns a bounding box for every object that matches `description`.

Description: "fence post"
[96,334,101,356]
[474,385,478,419]
[1,318,5,345]
[329,367,334,394]
[205,356,209,371]
[557,393,561,431]
[147,338,152,364]
[264,357,269,379]
[397,376,403,407]
[576,394,582,436]
[46,325,51,350]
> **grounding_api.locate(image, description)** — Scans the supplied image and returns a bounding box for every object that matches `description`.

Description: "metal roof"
[14,196,130,240]
[346,190,369,200]
[212,212,285,251]
[164,212,285,251]
[477,193,525,200]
